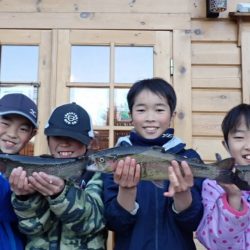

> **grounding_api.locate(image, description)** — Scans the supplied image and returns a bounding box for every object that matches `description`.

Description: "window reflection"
[90,130,109,151]
[0,45,39,82]
[70,88,109,126]
[115,46,153,83]
[71,46,110,83]
[114,88,132,126]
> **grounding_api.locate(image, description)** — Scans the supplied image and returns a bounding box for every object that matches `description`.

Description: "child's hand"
[219,182,242,211]
[113,156,141,189]
[9,167,36,195]
[164,160,193,212]
[113,156,141,212]
[28,172,65,197]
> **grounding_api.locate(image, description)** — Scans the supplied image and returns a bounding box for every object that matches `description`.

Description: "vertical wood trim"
[109,42,115,148]
[154,31,171,82]
[241,28,250,104]
[173,30,192,147]
[56,29,70,105]
[50,29,59,109]
[34,30,52,155]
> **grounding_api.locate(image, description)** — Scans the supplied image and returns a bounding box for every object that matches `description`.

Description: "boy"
[103,78,204,250]
[10,103,107,250]
[0,93,38,250]
[196,103,250,249]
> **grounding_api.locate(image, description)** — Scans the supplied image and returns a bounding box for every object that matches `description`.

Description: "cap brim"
[0,110,38,128]
[44,127,91,145]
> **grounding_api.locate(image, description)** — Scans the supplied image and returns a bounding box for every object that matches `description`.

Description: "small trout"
[0,154,88,182]
[87,146,250,190]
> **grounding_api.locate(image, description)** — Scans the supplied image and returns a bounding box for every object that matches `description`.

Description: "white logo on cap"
[30,109,37,118]
[64,112,78,125]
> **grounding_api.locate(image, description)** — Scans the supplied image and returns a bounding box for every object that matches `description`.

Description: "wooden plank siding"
[0,1,249,250]
[191,13,243,162]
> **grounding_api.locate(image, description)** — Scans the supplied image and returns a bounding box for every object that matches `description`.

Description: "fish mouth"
[86,163,99,171]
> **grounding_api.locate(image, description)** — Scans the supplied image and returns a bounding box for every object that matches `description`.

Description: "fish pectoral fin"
[151,180,165,189]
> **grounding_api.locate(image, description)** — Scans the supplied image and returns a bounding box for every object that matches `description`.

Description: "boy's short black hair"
[127,78,177,115]
[222,103,250,145]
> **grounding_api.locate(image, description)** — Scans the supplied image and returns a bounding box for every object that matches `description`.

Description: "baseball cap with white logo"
[0,93,38,128]
[44,103,94,145]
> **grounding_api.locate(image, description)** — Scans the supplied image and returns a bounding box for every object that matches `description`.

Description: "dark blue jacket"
[0,175,24,250]
[103,137,204,250]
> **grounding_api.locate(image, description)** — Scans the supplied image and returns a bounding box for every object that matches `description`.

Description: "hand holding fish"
[114,156,141,189]
[114,156,141,213]
[10,167,36,196]
[28,172,65,197]
[164,160,193,212]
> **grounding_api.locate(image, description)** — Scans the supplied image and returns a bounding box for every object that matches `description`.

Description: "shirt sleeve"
[0,175,18,222]
[47,173,106,235]
[102,173,138,233]
[12,193,55,235]
[196,179,250,250]
[171,177,204,232]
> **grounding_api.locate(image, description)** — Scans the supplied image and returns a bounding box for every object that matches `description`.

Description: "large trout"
[87,146,250,190]
[0,154,88,182]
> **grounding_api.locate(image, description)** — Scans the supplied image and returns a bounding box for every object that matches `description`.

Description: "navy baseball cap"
[44,103,94,146]
[0,93,38,128]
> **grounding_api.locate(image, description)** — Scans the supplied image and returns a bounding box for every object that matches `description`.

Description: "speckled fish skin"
[87,145,250,190]
[0,154,88,181]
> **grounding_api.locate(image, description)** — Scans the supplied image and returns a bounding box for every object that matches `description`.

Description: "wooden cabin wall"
[191,0,250,162]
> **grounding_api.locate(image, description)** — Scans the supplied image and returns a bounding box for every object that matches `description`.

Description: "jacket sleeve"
[12,193,55,235]
[47,173,106,235]
[0,175,18,222]
[102,173,137,232]
[196,179,250,250]
[171,177,204,232]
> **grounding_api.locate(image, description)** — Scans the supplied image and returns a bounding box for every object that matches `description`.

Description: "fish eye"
[98,157,105,163]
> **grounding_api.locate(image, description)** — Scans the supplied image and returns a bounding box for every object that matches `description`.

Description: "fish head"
[87,154,117,173]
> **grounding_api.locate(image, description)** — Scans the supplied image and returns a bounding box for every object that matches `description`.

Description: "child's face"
[48,136,87,158]
[226,117,250,166]
[131,89,174,139]
[0,114,36,154]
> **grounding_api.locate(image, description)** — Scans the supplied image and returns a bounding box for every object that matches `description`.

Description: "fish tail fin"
[214,158,235,183]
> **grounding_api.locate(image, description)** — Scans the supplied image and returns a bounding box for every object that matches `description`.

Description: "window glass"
[115,46,153,83]
[71,46,110,83]
[114,88,131,126]
[70,88,109,126]
[0,45,39,82]
[0,85,37,103]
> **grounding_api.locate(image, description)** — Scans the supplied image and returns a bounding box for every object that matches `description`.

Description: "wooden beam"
[0,13,190,30]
